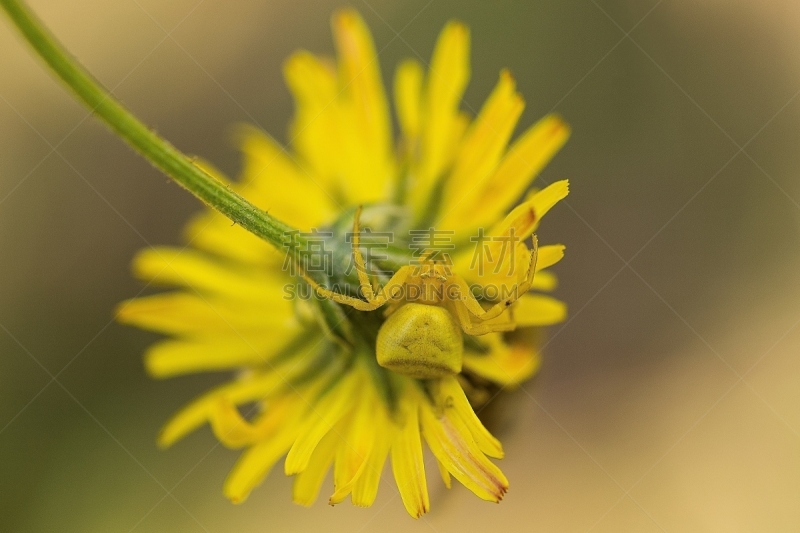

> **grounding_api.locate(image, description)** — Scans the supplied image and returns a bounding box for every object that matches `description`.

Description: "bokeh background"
[2,0,800,531]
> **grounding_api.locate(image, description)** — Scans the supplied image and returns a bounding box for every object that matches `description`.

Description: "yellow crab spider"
[299,207,538,378]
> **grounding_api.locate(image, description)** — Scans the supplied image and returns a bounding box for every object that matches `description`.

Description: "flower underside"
[117,8,570,518]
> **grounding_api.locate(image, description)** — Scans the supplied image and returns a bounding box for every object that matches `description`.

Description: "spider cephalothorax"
[300,208,538,378]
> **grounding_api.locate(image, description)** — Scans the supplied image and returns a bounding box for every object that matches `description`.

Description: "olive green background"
[2,0,799,531]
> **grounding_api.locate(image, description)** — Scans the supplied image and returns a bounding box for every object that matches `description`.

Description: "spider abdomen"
[376,303,463,379]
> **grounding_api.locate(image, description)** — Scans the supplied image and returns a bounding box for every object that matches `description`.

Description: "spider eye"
[376,303,463,379]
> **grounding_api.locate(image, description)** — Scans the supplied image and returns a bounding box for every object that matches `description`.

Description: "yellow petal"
[440,70,525,225]
[463,332,540,387]
[390,396,429,518]
[437,376,503,459]
[283,50,342,191]
[514,294,567,326]
[413,21,470,206]
[209,395,290,448]
[224,375,335,504]
[487,180,570,242]
[236,125,336,230]
[209,399,261,448]
[284,374,358,475]
[283,50,338,108]
[436,458,452,489]
[474,114,570,225]
[293,426,340,506]
[285,48,387,204]
[157,369,299,448]
[132,247,288,303]
[332,9,392,162]
[537,244,566,271]
[224,420,301,504]
[330,384,377,504]
[331,9,394,204]
[394,59,424,141]
[525,179,570,220]
[351,428,390,508]
[144,329,302,378]
[531,269,558,291]
[116,292,289,337]
[420,402,508,502]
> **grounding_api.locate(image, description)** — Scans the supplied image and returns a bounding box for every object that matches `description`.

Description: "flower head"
[117,8,569,518]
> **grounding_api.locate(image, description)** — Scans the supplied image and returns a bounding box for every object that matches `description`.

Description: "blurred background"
[2,0,799,531]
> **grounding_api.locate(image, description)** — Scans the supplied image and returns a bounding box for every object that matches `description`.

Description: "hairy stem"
[0,0,297,249]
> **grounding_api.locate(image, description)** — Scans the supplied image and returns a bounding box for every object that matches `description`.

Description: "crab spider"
[298,208,538,378]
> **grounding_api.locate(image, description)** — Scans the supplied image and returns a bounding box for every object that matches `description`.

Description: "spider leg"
[373,266,412,307]
[450,298,516,336]
[461,235,539,323]
[297,266,376,311]
[299,264,410,312]
[351,206,417,309]
[479,234,538,321]
[447,275,489,317]
[296,207,413,312]
[294,207,380,311]
[351,205,380,302]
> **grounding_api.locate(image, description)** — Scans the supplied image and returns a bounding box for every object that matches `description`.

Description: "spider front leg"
[350,206,412,309]
[298,268,378,311]
[350,205,376,301]
[472,235,539,323]
[441,236,539,328]
[443,276,516,335]
[299,207,410,312]
[299,265,411,311]
[450,298,517,336]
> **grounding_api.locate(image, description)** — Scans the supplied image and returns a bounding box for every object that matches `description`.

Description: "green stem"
[0,0,297,249]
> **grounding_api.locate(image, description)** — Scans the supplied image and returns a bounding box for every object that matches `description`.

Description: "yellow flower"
[117,8,569,518]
